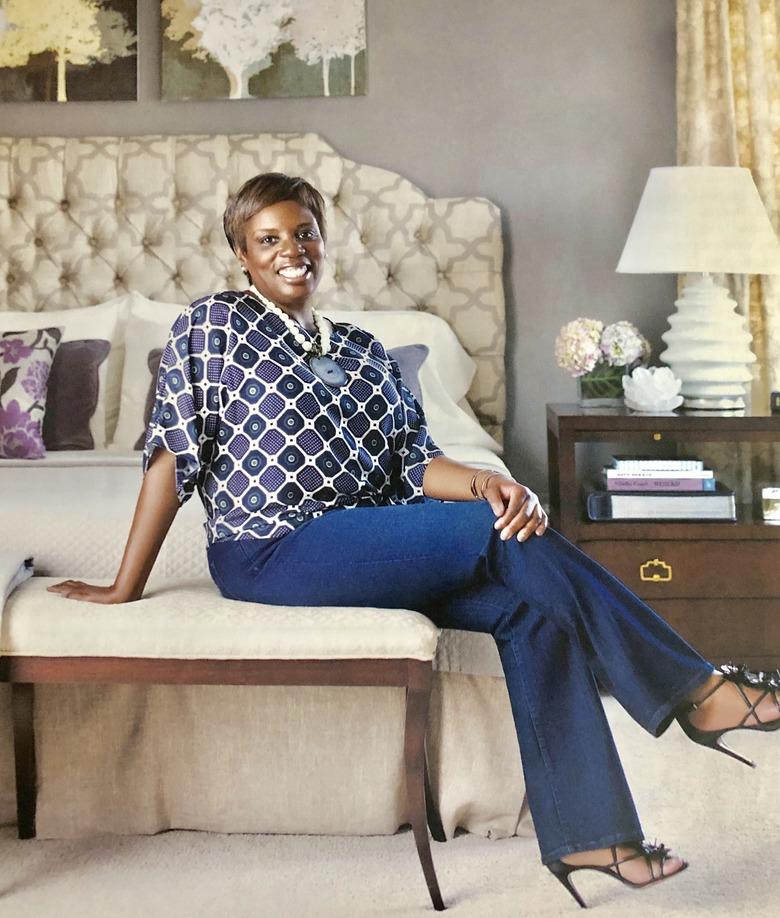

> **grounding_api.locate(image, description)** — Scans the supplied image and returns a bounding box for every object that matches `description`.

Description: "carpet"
[0,697,777,917]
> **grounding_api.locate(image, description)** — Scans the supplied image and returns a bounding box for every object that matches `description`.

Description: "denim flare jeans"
[207,499,714,864]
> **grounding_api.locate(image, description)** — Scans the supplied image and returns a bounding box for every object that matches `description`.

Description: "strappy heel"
[546,841,687,909]
[677,662,780,768]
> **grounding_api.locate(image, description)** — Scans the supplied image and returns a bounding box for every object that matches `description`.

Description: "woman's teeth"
[279,265,309,279]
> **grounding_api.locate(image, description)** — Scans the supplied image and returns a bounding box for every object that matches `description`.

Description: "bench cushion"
[1,578,440,662]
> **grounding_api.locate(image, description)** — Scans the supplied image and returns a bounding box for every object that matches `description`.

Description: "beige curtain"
[677,0,780,493]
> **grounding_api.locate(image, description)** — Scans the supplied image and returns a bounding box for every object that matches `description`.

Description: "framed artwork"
[162,0,366,100]
[0,0,137,102]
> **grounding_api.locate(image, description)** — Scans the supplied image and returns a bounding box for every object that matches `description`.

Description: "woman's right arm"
[46,448,181,604]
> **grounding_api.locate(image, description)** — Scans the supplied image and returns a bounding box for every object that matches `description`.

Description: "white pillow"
[0,298,123,449]
[109,295,187,450]
[326,309,501,452]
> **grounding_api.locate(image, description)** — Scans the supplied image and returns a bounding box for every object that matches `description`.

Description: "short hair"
[223,172,327,254]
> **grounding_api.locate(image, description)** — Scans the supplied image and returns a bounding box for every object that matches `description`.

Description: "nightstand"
[546,404,780,668]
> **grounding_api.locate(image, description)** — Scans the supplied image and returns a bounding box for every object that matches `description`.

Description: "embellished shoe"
[677,662,780,768]
[547,841,687,909]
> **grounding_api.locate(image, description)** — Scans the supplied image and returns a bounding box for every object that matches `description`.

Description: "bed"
[0,133,534,842]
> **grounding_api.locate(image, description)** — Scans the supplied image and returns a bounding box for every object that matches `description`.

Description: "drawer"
[580,540,780,599]
[651,599,780,668]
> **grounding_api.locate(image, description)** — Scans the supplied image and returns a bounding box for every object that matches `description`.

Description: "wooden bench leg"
[405,663,445,910]
[12,682,37,839]
[424,746,446,843]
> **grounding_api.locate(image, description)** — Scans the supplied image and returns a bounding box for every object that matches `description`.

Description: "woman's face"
[238,199,325,309]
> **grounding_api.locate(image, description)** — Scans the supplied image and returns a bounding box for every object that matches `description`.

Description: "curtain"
[677,0,780,494]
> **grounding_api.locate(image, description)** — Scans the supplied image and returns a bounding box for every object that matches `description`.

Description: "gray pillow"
[387,344,428,406]
[43,339,111,450]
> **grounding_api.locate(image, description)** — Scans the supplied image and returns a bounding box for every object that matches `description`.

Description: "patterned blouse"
[142,290,444,544]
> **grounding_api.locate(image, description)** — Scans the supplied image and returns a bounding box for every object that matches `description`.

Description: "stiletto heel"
[677,663,780,768]
[547,860,587,908]
[546,841,687,909]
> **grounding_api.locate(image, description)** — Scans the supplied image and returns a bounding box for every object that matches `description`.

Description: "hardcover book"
[610,455,705,471]
[587,482,736,521]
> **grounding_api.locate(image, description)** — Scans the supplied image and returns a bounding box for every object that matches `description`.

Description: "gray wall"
[0,0,677,494]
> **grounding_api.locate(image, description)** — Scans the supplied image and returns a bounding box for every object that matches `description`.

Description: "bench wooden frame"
[0,655,447,911]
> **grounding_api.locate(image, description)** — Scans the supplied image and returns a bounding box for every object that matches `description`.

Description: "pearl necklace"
[249,284,331,357]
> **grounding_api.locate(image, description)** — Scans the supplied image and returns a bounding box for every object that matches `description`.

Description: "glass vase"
[577,364,627,407]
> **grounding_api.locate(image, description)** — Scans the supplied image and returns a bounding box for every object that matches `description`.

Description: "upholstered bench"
[0,577,447,911]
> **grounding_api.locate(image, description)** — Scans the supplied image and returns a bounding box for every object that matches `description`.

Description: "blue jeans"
[207,499,713,864]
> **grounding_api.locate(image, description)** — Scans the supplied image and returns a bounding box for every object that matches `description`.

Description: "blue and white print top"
[142,290,444,545]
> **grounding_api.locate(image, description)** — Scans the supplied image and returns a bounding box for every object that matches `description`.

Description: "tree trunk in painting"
[227,68,249,99]
[322,56,332,97]
[350,54,356,96]
[56,50,67,102]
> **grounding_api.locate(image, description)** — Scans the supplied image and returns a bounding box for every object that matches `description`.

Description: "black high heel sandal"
[547,840,687,909]
[677,662,780,768]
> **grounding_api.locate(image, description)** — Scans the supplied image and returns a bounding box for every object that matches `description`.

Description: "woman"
[49,173,780,908]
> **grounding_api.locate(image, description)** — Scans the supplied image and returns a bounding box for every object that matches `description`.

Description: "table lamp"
[616,166,780,409]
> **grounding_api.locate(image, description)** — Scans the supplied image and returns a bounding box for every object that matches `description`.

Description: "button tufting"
[142,238,151,250]
[115,273,125,285]
[7,197,16,210]
[60,199,69,211]
[88,236,99,249]
[200,236,209,247]
[60,274,70,285]
[34,237,43,248]
[6,273,16,285]
[172,272,181,283]
[386,272,394,284]
[360,233,368,245]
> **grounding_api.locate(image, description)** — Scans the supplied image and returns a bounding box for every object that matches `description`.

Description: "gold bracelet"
[479,472,499,500]
[469,470,480,499]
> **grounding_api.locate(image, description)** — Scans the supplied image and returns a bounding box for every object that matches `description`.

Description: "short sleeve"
[141,306,221,505]
[387,353,444,501]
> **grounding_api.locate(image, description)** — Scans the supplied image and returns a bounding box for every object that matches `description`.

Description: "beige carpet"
[0,698,777,918]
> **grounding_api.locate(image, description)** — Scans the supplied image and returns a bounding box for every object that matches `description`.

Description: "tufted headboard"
[0,133,505,444]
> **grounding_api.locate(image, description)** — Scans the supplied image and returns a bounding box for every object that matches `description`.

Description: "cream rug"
[0,698,777,917]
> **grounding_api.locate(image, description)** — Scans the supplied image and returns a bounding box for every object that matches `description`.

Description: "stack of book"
[587,455,736,521]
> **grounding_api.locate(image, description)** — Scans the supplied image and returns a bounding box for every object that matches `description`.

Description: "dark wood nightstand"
[546,403,780,668]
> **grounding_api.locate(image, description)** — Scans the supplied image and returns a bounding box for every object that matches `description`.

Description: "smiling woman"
[44,170,780,910]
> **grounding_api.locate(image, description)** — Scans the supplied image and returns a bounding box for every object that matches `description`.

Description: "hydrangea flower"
[601,321,650,367]
[0,337,33,365]
[555,317,651,379]
[554,318,604,377]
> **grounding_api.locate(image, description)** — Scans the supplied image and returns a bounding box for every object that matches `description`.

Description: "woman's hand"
[46,581,138,604]
[483,474,549,542]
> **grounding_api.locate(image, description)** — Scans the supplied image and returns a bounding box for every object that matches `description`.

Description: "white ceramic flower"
[622,366,683,412]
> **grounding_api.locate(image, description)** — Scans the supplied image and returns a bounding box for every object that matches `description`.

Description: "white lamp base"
[659,274,756,410]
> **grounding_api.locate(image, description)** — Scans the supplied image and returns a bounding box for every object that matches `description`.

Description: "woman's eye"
[298,229,318,240]
[259,235,277,245]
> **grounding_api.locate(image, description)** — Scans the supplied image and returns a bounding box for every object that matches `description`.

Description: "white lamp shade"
[616,166,780,274]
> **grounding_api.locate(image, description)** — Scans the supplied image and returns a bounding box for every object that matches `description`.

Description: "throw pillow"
[0,299,122,449]
[43,340,112,450]
[110,297,186,451]
[0,328,62,460]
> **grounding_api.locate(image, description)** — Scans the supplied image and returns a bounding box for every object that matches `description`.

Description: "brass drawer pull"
[640,558,672,582]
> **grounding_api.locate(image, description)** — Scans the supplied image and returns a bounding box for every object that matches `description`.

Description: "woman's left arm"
[422,455,549,542]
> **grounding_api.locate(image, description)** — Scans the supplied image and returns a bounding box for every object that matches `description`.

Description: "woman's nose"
[280,235,304,255]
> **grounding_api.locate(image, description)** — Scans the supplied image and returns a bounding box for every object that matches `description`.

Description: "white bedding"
[0,444,510,678]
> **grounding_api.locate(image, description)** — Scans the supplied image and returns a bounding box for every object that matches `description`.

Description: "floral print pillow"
[0,327,62,459]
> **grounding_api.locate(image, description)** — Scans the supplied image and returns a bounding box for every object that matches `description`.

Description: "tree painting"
[191,0,293,100]
[288,0,364,97]
[0,0,137,102]
[162,0,366,101]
